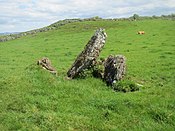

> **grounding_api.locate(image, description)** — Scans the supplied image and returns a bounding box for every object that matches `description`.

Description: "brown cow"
[138,31,145,34]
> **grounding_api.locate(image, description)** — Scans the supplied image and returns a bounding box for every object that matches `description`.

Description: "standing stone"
[67,28,107,78]
[104,55,126,85]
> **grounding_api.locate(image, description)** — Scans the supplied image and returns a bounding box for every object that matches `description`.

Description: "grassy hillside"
[0,19,175,130]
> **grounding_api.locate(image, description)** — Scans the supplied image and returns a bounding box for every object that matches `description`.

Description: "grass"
[0,19,175,130]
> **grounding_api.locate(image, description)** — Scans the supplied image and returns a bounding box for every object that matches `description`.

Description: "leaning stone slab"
[67,28,107,78]
[37,57,57,75]
[104,55,126,86]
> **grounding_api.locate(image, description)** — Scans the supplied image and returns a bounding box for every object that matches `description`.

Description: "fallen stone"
[37,57,57,75]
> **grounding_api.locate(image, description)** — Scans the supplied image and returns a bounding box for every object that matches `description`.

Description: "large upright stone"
[67,28,107,78]
[104,55,126,85]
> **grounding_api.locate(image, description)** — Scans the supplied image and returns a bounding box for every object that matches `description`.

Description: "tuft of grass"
[112,80,139,92]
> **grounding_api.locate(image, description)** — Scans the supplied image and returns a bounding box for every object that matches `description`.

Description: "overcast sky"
[0,0,175,33]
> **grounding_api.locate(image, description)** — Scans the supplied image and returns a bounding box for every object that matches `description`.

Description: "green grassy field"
[0,19,175,130]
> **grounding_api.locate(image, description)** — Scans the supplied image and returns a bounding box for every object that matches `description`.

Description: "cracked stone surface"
[104,55,126,85]
[67,28,107,78]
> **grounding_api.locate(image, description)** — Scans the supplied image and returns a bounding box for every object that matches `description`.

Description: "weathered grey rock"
[104,55,126,85]
[67,28,107,78]
[37,57,57,75]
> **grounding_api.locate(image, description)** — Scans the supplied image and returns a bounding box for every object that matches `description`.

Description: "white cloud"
[0,0,174,32]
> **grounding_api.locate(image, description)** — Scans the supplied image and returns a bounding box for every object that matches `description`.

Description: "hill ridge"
[1,14,174,42]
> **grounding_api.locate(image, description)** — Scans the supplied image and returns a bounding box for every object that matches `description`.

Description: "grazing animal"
[138,31,145,34]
